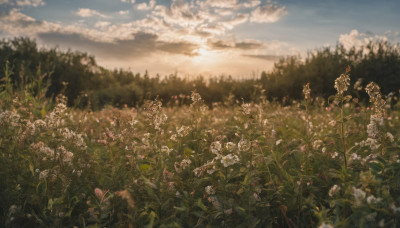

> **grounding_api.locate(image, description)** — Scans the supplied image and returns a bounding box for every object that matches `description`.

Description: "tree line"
[1,37,399,109]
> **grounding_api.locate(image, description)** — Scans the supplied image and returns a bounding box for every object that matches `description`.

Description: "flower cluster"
[334,73,350,95]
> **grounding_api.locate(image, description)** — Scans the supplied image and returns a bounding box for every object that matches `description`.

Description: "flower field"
[1,68,400,227]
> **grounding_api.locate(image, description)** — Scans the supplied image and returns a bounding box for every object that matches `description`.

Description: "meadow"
[1,63,400,228]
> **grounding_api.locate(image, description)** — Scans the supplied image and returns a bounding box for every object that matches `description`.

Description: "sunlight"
[192,46,220,65]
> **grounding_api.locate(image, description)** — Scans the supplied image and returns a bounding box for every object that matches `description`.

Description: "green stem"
[340,101,347,168]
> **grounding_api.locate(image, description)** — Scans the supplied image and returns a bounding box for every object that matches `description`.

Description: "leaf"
[40,108,46,118]
[140,164,152,172]
[184,147,193,156]
[197,198,207,211]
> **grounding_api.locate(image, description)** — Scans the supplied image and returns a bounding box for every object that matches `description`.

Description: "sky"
[0,0,399,77]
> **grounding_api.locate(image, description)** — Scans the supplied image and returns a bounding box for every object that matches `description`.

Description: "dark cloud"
[207,39,264,50]
[242,54,281,61]
[37,31,199,59]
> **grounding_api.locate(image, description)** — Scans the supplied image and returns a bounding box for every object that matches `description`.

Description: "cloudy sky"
[0,0,399,77]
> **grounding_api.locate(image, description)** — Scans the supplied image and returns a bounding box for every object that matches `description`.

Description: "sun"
[192,46,220,65]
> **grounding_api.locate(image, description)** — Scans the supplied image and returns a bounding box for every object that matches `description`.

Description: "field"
[1,68,400,227]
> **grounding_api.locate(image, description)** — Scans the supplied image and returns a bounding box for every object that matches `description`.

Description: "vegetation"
[1,54,400,227]
[1,37,400,109]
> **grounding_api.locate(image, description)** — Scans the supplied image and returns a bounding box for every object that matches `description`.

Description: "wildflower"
[94,188,104,200]
[354,78,363,91]
[328,184,341,197]
[0,110,20,127]
[238,139,251,151]
[161,146,173,155]
[57,146,74,164]
[276,139,283,146]
[328,120,336,127]
[210,141,222,155]
[312,140,323,150]
[253,192,261,201]
[331,151,338,158]
[334,72,350,95]
[191,91,202,103]
[303,83,311,100]
[220,154,240,167]
[205,185,215,195]
[351,153,361,161]
[207,196,221,210]
[366,195,382,204]
[386,132,394,142]
[352,187,366,206]
[180,159,191,169]
[241,103,251,115]
[365,82,385,116]
[367,114,384,138]
[319,222,334,228]
[225,142,236,152]
[359,138,381,150]
[39,169,50,180]
[9,205,18,215]
[177,125,190,137]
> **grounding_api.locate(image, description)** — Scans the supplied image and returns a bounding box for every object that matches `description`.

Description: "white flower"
[238,139,251,151]
[331,151,338,159]
[205,185,215,195]
[334,73,350,95]
[225,142,236,152]
[161,146,173,155]
[352,187,366,206]
[351,153,361,161]
[366,195,382,204]
[328,184,341,197]
[313,140,323,150]
[276,139,283,146]
[39,169,50,180]
[386,132,394,142]
[319,222,334,228]
[220,154,240,167]
[328,120,336,127]
[210,141,222,155]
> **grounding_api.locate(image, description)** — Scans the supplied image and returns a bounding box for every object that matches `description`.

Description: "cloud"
[121,0,134,3]
[0,0,9,5]
[202,0,237,9]
[207,39,264,50]
[37,31,199,59]
[16,0,44,7]
[242,54,281,61]
[136,0,156,10]
[118,10,129,15]
[0,8,58,36]
[250,4,287,23]
[221,13,248,29]
[76,8,108,18]
[240,0,261,8]
[339,29,388,50]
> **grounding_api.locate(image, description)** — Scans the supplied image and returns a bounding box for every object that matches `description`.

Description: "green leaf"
[140,164,152,172]
[197,198,207,211]
[184,147,193,156]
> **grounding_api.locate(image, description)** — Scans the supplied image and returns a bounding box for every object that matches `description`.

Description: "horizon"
[1,0,400,77]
